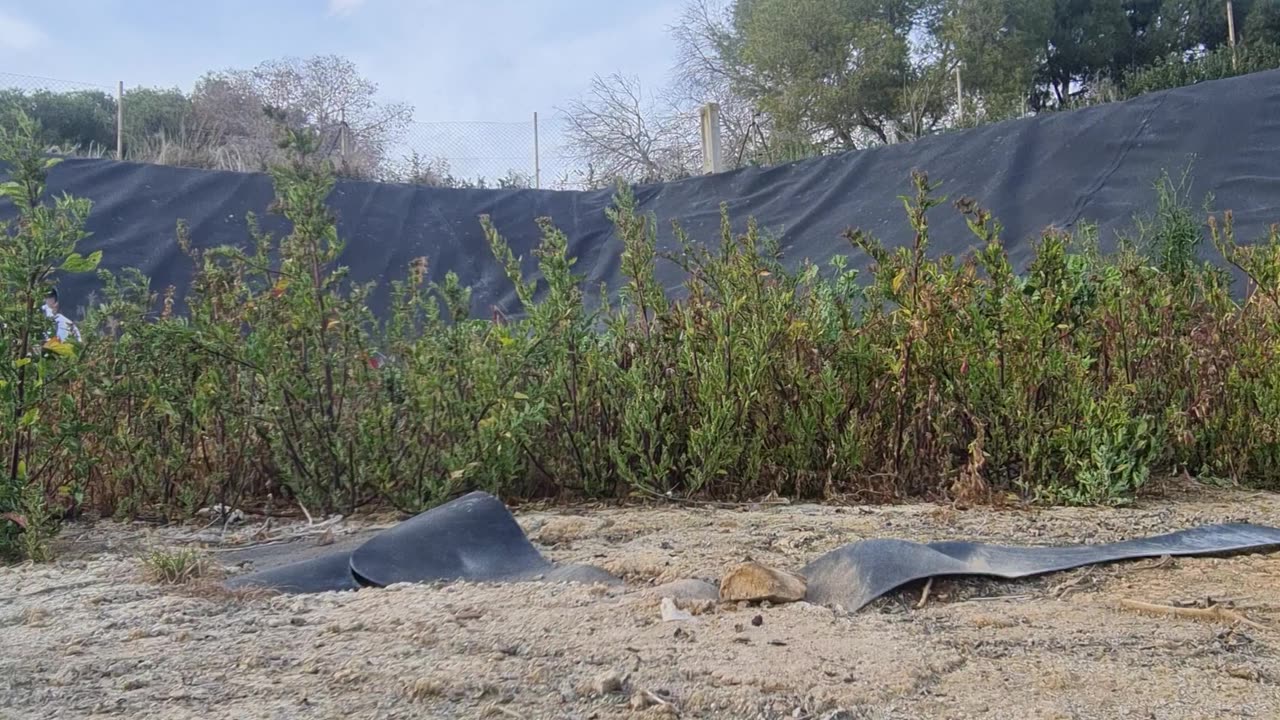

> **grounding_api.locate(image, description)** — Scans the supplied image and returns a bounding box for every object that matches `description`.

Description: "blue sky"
[0,0,684,123]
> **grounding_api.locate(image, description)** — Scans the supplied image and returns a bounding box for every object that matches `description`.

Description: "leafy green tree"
[0,89,115,152]
[121,87,192,153]
[1244,0,1280,43]
[941,0,1054,120]
[728,0,950,147]
[0,112,101,559]
[1033,0,1131,108]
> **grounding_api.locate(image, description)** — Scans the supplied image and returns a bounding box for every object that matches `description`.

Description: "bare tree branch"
[557,73,699,185]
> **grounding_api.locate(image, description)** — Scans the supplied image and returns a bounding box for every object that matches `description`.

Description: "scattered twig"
[298,501,315,527]
[1133,554,1175,571]
[915,577,934,609]
[484,705,525,719]
[954,594,1033,605]
[1051,568,1096,599]
[1118,599,1269,630]
[202,515,347,552]
[643,689,672,707]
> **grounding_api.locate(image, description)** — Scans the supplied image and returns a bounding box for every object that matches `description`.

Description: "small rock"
[120,677,149,691]
[751,614,764,627]
[592,669,626,695]
[661,597,696,623]
[719,562,807,604]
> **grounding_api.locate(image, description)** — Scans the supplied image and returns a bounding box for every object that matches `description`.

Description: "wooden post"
[339,108,348,161]
[116,81,124,159]
[533,111,541,189]
[954,65,963,125]
[700,102,723,174]
[1227,0,1238,71]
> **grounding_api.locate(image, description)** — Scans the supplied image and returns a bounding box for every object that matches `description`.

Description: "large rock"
[718,562,807,604]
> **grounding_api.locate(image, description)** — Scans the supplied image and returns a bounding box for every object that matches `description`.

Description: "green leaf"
[19,407,39,427]
[513,392,529,400]
[44,157,62,170]
[13,358,31,369]
[43,338,75,358]
[60,250,103,274]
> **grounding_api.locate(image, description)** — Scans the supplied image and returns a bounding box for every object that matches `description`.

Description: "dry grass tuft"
[142,547,211,585]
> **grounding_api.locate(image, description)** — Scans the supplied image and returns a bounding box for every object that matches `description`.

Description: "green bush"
[3,107,1280,561]
[1122,43,1280,98]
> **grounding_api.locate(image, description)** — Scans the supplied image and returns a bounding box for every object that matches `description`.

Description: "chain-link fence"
[0,71,717,190]
[0,71,121,157]
[390,115,593,190]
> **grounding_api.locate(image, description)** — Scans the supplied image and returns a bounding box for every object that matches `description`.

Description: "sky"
[0,0,689,183]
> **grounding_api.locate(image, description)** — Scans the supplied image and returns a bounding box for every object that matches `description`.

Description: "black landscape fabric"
[4,70,1280,319]
[801,523,1280,612]
[223,491,620,594]
[223,492,1280,613]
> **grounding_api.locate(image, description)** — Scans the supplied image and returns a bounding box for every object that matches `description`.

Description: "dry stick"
[298,500,315,527]
[915,577,934,609]
[643,689,674,708]
[955,594,1033,604]
[1118,599,1269,631]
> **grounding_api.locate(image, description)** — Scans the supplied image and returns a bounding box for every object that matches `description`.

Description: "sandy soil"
[4,482,1280,720]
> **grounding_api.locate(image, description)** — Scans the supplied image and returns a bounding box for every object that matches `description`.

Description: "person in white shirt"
[43,288,81,343]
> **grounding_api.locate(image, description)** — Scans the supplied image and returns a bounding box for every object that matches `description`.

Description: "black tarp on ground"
[4,70,1280,320]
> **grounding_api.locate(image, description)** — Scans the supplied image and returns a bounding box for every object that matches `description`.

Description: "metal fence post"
[533,111,541,189]
[116,81,124,159]
[700,102,723,174]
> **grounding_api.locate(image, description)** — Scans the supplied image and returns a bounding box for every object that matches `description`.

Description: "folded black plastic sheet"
[223,491,621,594]
[224,549,363,594]
[802,523,1280,613]
[348,491,554,586]
[5,70,1279,320]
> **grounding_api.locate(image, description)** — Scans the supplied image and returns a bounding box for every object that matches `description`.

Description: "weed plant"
[2,110,1279,560]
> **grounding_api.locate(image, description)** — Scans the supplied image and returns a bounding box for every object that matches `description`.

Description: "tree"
[1032,0,1132,107]
[121,87,193,152]
[191,55,411,178]
[666,0,765,165]
[559,73,700,184]
[940,0,1053,121]
[1244,0,1280,44]
[725,0,954,148]
[0,89,115,153]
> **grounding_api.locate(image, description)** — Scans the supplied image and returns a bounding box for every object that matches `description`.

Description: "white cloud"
[0,10,46,52]
[327,0,367,17]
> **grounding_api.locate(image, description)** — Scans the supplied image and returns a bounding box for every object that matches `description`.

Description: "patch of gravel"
[3,483,1280,719]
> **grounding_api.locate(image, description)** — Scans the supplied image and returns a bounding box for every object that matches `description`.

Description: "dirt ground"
[4,481,1280,720]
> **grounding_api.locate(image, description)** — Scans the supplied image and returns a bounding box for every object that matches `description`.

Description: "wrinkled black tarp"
[4,70,1279,320]
[222,491,1280,613]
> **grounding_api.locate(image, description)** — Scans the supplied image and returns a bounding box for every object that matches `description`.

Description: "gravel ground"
[3,481,1280,719]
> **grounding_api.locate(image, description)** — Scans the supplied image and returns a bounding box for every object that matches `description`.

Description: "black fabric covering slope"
[223,491,620,594]
[802,523,1280,612]
[5,70,1280,319]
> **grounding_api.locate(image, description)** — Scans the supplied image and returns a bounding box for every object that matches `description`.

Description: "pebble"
[660,597,696,623]
[592,669,626,695]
